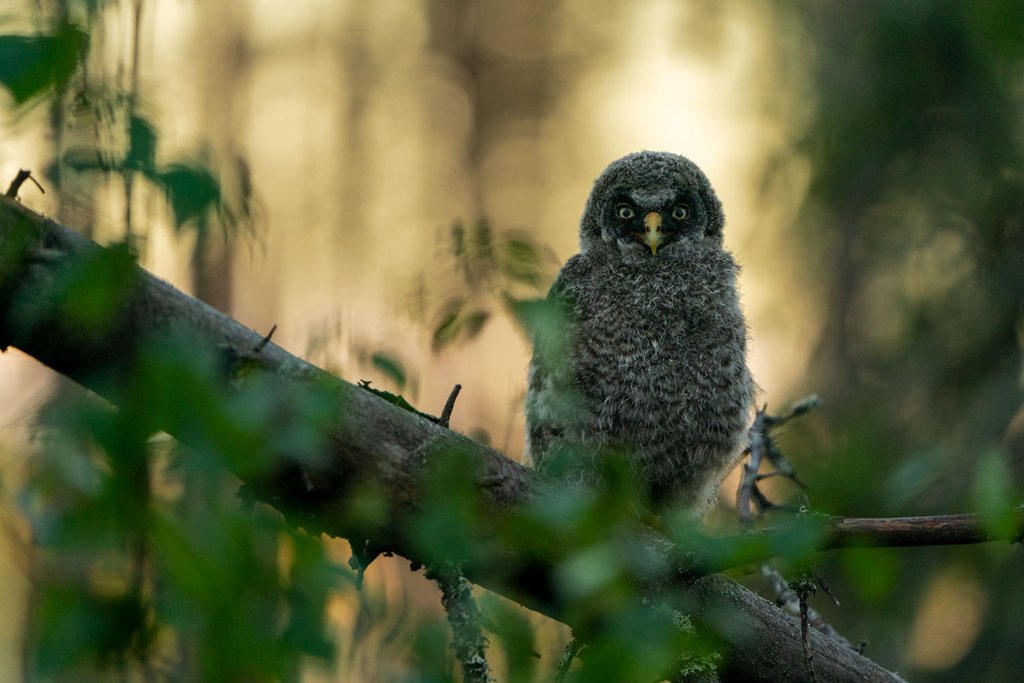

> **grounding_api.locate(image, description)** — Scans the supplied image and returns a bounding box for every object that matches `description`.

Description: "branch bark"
[820,510,1024,547]
[0,196,904,683]
[688,508,1024,577]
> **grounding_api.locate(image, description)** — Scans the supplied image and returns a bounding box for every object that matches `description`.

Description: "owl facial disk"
[641,211,663,254]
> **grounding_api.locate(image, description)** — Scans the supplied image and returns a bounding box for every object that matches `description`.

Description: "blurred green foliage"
[769,1,1024,679]
[61,114,245,235]
[0,3,254,251]
[13,309,742,681]
[0,20,86,105]
[428,219,557,354]
[20,344,347,682]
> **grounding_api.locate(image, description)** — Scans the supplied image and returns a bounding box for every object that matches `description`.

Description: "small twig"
[764,394,823,430]
[765,438,810,490]
[751,483,796,515]
[800,596,818,683]
[26,248,63,263]
[737,395,820,509]
[817,570,840,607]
[687,505,1024,576]
[760,565,853,649]
[5,169,45,198]
[475,474,506,488]
[736,395,821,534]
[737,407,769,527]
[797,507,1024,550]
[783,562,824,682]
[427,563,492,683]
[439,383,462,429]
[254,324,278,353]
[555,635,583,683]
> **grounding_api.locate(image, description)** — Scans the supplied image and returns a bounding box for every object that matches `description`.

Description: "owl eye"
[671,205,689,220]
[616,204,636,220]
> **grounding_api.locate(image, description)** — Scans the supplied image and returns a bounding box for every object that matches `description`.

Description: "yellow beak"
[643,212,663,254]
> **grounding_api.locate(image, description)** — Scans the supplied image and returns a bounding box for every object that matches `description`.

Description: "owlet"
[524,151,755,517]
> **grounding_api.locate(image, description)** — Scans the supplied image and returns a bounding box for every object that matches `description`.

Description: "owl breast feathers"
[524,151,755,517]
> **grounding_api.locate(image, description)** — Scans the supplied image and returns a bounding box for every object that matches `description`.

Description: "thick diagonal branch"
[0,196,903,683]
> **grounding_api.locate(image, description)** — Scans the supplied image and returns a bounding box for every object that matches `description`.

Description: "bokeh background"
[0,0,1023,681]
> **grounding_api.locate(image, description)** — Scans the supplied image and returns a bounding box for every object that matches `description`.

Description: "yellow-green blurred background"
[1,1,1023,681]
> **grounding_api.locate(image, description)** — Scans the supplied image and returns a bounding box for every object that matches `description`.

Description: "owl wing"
[523,256,587,470]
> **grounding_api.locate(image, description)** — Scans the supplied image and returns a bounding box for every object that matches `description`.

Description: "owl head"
[579,151,725,259]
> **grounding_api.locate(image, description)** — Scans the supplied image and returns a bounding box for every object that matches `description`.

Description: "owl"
[524,151,755,518]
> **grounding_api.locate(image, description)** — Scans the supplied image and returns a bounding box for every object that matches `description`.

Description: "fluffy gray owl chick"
[524,151,755,517]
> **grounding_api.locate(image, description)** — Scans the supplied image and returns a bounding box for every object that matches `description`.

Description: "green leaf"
[431,297,465,353]
[503,292,561,342]
[472,219,493,255]
[500,236,544,286]
[58,240,140,333]
[0,23,88,105]
[450,221,466,258]
[370,352,407,390]
[155,162,222,230]
[125,115,158,173]
[461,309,490,340]
[971,448,1018,537]
[431,298,491,353]
[357,380,431,420]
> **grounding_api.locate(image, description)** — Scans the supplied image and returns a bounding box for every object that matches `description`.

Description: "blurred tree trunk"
[427,0,553,225]
[42,0,96,238]
[191,0,251,313]
[335,2,372,262]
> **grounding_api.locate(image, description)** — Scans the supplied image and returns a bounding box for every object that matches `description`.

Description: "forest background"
[0,1,1023,681]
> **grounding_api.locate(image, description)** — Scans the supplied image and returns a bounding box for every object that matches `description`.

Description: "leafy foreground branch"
[0,195,905,683]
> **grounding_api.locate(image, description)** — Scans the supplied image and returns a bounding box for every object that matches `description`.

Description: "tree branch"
[427,563,492,683]
[5,169,45,198]
[760,565,853,649]
[0,196,904,683]
[687,507,1024,577]
[737,409,769,527]
[820,510,1024,548]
